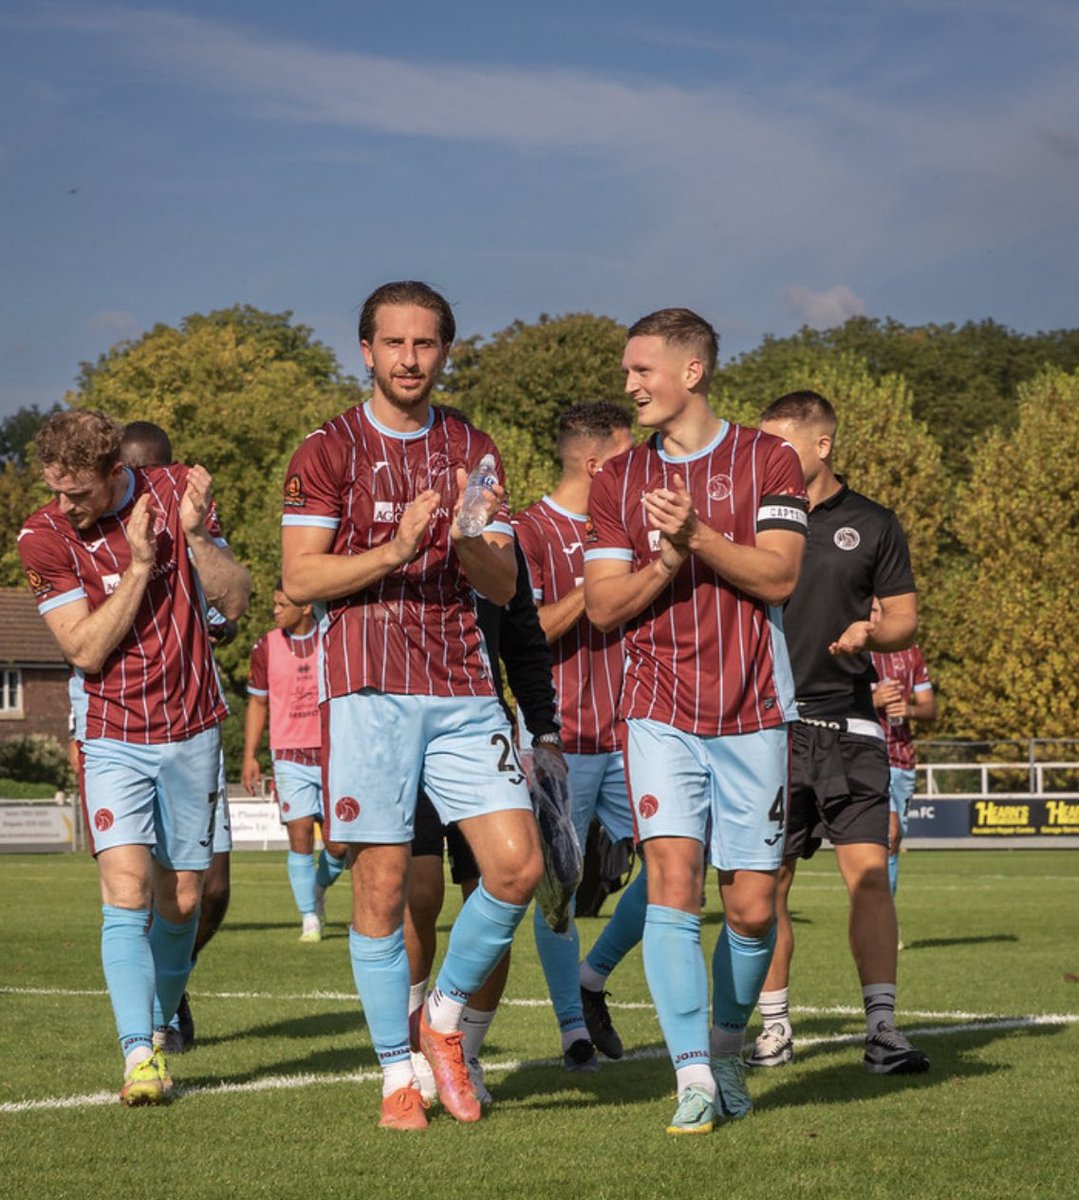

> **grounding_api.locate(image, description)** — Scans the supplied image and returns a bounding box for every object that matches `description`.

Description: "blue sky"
[2,1,1077,416]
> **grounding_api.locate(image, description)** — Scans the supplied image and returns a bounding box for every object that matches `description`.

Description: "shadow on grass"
[755,1019,1068,1112]
[901,934,1019,950]
[187,1006,363,1050]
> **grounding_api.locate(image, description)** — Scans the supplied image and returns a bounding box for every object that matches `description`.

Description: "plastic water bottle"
[456,454,498,537]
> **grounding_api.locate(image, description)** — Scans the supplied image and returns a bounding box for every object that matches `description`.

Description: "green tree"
[0,404,62,464]
[444,313,631,464]
[931,368,1079,741]
[717,317,1079,480]
[69,307,364,771]
[715,353,949,587]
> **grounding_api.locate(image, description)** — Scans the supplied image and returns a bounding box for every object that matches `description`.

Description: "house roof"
[0,588,68,667]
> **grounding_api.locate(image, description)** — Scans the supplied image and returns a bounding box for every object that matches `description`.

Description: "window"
[0,668,22,715]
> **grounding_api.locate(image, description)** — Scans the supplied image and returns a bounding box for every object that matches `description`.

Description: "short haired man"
[584,310,808,1134]
[871,643,936,900]
[118,420,234,1052]
[280,281,543,1131]
[753,391,929,1075]
[514,400,644,1068]
[20,409,250,1104]
[243,586,348,940]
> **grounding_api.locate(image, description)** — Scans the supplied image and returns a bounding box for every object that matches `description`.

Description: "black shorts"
[412,790,479,885]
[784,721,889,860]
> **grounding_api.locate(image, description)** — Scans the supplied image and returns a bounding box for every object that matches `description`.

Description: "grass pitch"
[2,849,1077,1199]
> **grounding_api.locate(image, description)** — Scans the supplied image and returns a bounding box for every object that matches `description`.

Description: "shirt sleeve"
[757,439,809,536]
[873,511,916,598]
[584,461,634,563]
[247,635,269,696]
[18,521,86,615]
[472,432,513,538]
[281,429,343,530]
[512,512,547,602]
[498,540,560,738]
[910,645,932,690]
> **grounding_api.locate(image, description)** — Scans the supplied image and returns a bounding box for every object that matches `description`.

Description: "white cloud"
[89,310,141,339]
[783,285,867,329]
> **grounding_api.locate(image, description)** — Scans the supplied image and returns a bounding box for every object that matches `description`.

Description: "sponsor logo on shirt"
[283,473,306,508]
[102,573,121,595]
[373,501,396,523]
[834,527,861,551]
[647,529,662,553]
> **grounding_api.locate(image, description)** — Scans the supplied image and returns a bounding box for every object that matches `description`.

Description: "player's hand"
[873,678,903,710]
[450,466,506,540]
[392,489,440,563]
[180,465,214,537]
[241,755,261,796]
[644,474,698,548]
[126,493,158,569]
[829,619,873,657]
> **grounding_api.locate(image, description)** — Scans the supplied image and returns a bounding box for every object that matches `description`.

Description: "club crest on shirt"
[94,809,114,832]
[638,793,659,819]
[584,515,598,545]
[707,473,733,502]
[834,527,861,551]
[283,473,306,508]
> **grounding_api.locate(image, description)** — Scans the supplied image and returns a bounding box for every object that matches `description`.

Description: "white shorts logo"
[373,501,395,523]
[707,473,733,502]
[834,527,861,551]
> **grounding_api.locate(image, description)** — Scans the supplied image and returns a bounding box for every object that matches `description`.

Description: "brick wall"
[0,668,70,745]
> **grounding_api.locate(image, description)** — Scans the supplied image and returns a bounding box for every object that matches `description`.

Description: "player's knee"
[483,845,543,904]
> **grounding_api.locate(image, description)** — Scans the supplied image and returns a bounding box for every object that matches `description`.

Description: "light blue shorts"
[323,691,533,844]
[274,758,324,824]
[565,751,633,847]
[624,719,789,872]
[212,749,232,855]
[81,725,223,871]
[888,767,916,837]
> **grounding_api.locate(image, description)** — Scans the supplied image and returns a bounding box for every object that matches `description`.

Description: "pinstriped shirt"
[281,402,512,700]
[513,496,622,754]
[584,423,808,737]
[19,465,228,743]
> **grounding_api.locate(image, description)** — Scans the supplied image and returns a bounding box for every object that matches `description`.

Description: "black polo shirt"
[783,480,914,722]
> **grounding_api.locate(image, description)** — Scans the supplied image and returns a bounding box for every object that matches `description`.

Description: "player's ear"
[684,357,704,390]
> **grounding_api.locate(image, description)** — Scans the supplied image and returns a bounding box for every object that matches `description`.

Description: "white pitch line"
[3,985,1078,1027]
[3,1013,1077,1116]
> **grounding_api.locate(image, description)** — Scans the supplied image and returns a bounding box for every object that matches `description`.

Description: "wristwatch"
[532,731,563,748]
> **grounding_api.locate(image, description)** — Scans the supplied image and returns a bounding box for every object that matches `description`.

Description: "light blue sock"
[533,899,585,1035]
[287,849,317,916]
[435,881,528,1005]
[585,864,648,979]
[642,904,710,1071]
[349,926,411,1069]
[888,853,899,896]
[150,908,199,1030]
[712,921,777,1045]
[315,848,347,891]
[100,905,154,1057]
